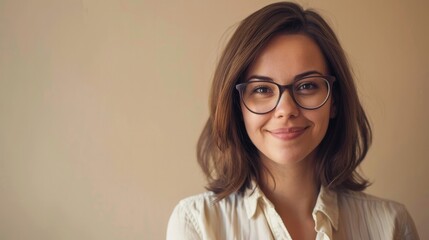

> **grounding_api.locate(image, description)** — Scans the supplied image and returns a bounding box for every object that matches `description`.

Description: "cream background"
[0,0,427,239]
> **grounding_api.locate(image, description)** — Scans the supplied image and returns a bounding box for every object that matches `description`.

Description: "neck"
[259,157,319,217]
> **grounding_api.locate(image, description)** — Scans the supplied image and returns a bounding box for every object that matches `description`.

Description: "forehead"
[246,34,328,82]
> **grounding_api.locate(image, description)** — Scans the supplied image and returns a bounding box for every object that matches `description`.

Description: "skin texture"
[241,34,335,240]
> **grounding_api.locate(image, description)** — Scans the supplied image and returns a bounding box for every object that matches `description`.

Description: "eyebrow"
[294,70,324,79]
[246,70,324,82]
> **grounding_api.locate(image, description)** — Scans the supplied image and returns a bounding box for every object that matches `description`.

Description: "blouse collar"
[243,181,339,230]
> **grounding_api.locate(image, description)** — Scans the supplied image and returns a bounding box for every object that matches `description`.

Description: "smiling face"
[241,34,334,169]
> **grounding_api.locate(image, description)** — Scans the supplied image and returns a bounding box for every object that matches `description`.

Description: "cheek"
[307,104,332,135]
[241,107,268,137]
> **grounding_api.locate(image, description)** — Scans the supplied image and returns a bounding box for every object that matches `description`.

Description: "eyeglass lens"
[239,77,330,113]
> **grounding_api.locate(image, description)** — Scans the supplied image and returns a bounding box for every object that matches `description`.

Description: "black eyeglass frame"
[235,75,336,114]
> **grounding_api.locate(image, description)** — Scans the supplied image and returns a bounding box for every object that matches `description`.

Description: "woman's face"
[241,34,334,168]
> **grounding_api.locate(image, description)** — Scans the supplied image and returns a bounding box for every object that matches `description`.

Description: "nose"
[274,90,299,118]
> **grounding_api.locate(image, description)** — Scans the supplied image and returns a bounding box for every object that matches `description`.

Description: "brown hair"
[197,2,372,200]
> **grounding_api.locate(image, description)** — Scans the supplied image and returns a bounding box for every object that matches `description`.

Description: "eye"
[297,82,318,90]
[252,85,274,94]
[244,82,277,99]
[294,78,323,95]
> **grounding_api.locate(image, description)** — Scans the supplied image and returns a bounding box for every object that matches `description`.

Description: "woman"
[167,2,419,239]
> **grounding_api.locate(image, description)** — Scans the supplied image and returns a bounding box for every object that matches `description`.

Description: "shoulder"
[167,191,246,240]
[339,190,406,214]
[337,190,419,239]
[338,190,407,218]
[166,192,213,240]
[174,191,217,213]
[175,190,246,214]
[340,190,401,205]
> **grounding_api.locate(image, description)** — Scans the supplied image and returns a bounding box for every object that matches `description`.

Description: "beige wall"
[0,0,428,239]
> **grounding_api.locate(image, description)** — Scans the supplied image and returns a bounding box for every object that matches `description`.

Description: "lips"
[268,127,308,140]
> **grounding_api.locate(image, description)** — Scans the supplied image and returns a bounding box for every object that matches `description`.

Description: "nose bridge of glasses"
[279,83,294,95]
[276,83,298,108]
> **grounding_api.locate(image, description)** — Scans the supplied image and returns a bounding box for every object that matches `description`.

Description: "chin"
[261,148,317,166]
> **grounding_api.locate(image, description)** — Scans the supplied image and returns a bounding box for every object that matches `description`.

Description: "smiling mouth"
[268,127,308,140]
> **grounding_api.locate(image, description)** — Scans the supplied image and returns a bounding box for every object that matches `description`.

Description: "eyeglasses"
[235,75,335,114]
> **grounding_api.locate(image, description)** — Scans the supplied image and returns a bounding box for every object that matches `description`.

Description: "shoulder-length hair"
[197,1,372,201]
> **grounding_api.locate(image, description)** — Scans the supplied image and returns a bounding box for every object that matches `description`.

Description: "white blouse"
[167,183,419,240]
